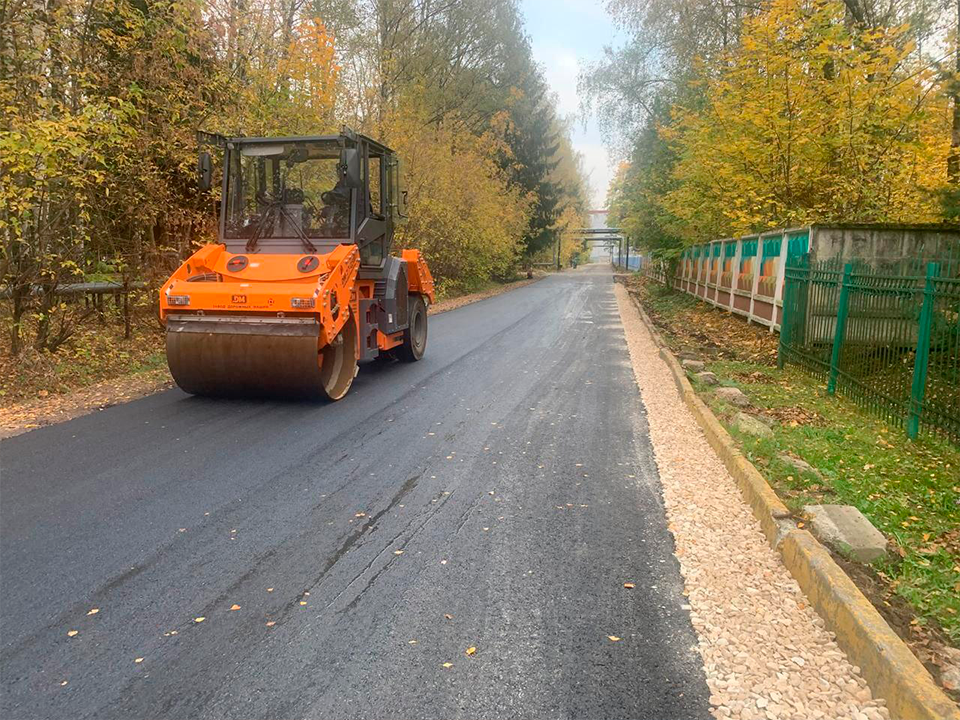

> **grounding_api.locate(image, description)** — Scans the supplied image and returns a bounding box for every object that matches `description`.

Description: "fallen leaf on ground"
[442,662,454,668]
[394,550,404,555]
[465,646,476,656]
[623,583,635,589]
[60,681,68,686]
[444,614,453,620]
[194,617,205,623]
[230,604,241,611]
[267,588,274,592]
[86,608,99,616]
[266,621,276,627]
[134,658,144,663]
[408,640,418,644]
[67,630,78,637]
[607,635,621,642]
[299,601,307,606]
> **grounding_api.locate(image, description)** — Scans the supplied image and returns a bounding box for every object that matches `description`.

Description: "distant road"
[1,264,710,719]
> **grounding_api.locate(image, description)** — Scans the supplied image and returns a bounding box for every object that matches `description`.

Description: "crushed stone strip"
[615,283,889,720]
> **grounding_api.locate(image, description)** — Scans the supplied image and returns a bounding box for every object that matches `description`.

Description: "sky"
[520,0,624,209]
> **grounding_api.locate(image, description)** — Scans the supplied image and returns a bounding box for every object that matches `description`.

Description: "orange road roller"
[159,129,434,400]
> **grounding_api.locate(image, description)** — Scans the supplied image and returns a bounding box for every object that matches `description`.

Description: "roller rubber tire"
[396,295,427,362]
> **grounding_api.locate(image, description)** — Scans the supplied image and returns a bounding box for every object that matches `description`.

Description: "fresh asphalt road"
[1,264,711,719]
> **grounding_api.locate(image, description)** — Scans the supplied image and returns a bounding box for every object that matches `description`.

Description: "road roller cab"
[159,129,434,400]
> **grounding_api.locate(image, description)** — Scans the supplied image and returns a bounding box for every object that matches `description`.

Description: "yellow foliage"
[2,0,584,351]
[383,100,531,295]
[235,17,340,136]
[663,0,951,241]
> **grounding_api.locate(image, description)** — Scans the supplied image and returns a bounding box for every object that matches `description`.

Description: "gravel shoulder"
[615,282,889,720]
[625,275,960,695]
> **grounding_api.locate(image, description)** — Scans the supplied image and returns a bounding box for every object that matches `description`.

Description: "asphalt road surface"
[1,264,711,719]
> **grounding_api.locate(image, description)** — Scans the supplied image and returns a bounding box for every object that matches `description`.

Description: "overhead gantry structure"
[567,227,631,268]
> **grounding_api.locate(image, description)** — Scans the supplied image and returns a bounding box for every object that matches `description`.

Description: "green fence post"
[777,306,793,370]
[827,263,853,396]
[777,254,806,371]
[907,263,939,439]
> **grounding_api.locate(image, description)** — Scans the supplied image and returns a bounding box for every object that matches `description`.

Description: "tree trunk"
[33,287,54,351]
[949,0,960,184]
[10,286,26,355]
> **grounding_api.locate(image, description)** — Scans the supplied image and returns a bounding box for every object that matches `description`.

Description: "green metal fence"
[779,255,960,443]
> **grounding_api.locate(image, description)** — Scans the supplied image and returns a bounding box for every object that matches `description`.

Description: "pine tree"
[505,69,565,257]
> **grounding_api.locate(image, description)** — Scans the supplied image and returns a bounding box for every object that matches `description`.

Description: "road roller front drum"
[165,313,358,401]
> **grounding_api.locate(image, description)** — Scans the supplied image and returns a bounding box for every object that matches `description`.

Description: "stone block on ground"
[754,414,775,428]
[733,412,774,438]
[942,665,960,692]
[681,358,705,372]
[715,386,750,407]
[803,504,888,563]
[696,371,719,386]
[778,453,824,480]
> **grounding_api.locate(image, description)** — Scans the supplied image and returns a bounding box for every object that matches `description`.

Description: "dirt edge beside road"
[614,281,891,720]
[428,274,544,315]
[0,369,174,440]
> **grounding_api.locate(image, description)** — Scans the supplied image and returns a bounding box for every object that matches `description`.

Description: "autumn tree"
[310,0,586,283]
[1,0,584,352]
[663,0,950,239]
[592,0,957,253]
[606,99,685,259]
[1,0,220,352]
